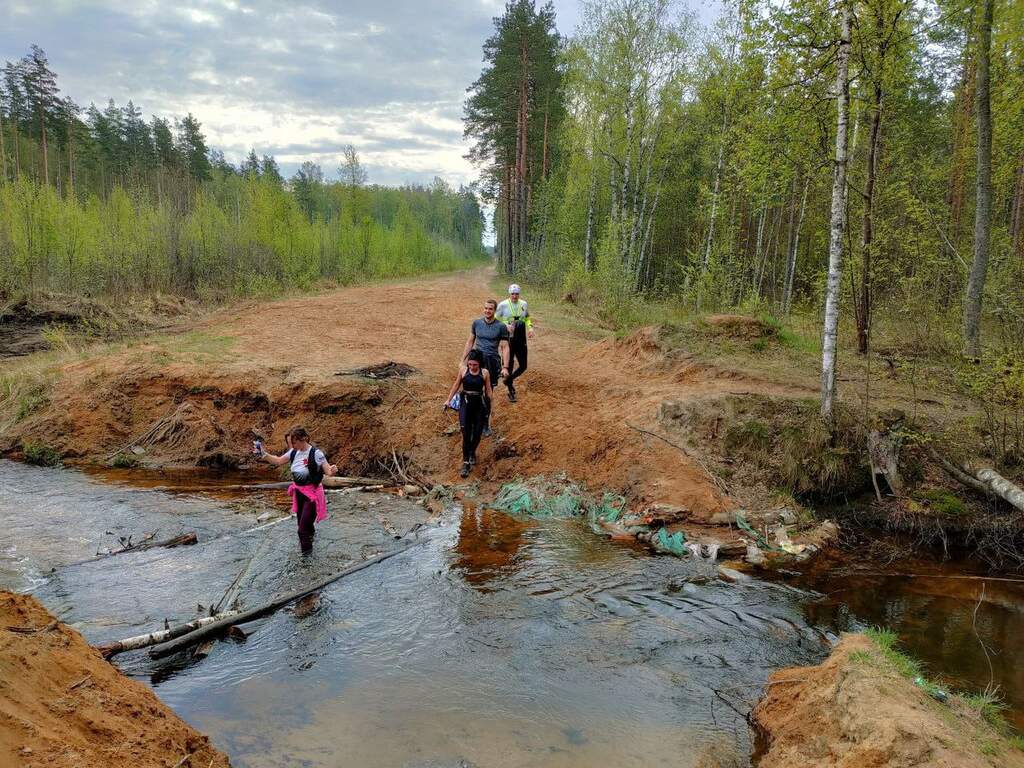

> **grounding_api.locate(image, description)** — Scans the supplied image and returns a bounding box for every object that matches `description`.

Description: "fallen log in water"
[150,536,431,659]
[60,532,199,571]
[98,610,240,659]
[154,476,388,492]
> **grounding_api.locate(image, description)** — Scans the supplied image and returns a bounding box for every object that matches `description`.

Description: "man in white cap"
[495,283,534,402]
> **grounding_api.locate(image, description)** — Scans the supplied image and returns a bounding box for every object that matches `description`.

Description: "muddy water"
[2,459,1023,765]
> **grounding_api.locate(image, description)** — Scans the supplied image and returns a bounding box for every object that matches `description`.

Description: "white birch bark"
[783,176,810,314]
[821,3,852,422]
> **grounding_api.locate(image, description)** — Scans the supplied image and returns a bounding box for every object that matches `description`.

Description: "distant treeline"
[0,46,486,299]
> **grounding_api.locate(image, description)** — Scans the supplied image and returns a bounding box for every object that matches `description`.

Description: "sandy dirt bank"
[0,591,230,768]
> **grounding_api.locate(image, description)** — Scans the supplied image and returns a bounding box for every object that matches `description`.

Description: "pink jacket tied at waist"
[287,483,328,522]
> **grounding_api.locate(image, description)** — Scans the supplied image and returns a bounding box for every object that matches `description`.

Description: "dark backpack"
[289,443,326,486]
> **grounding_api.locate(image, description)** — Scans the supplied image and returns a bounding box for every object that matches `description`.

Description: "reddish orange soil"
[0,591,230,768]
[3,268,813,519]
[754,634,1024,768]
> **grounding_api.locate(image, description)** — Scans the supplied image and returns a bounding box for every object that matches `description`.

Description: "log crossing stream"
[2,458,1023,765]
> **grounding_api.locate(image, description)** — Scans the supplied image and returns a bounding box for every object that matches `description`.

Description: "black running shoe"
[508,387,517,402]
[482,426,492,438]
[459,462,471,478]
[469,454,477,466]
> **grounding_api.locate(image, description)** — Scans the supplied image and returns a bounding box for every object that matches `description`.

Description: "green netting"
[652,527,687,556]
[491,480,585,519]
[589,492,627,525]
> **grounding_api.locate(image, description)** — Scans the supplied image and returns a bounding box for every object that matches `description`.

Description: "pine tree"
[464,0,563,273]
[20,45,59,184]
[260,154,283,185]
[175,113,211,181]
[241,148,261,177]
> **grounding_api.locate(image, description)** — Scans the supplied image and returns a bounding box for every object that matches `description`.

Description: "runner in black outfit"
[444,349,492,477]
[461,298,509,437]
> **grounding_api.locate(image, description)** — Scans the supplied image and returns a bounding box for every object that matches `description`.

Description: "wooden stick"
[150,537,430,659]
[5,619,59,635]
[97,611,241,658]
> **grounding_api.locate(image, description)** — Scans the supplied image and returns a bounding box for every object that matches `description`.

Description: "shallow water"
[2,459,1023,764]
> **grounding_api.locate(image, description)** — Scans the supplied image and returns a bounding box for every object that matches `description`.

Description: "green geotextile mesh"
[491,480,628,524]
[652,527,687,556]
[491,479,585,519]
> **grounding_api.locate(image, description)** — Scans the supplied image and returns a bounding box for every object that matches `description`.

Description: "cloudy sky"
[2,0,721,187]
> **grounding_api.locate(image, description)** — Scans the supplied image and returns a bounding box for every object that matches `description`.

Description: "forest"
[465,0,1023,389]
[0,46,486,299]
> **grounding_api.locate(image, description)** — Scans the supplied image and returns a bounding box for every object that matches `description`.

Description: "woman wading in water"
[445,349,492,478]
[254,426,338,553]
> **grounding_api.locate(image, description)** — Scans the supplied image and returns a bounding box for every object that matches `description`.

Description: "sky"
[1,0,723,188]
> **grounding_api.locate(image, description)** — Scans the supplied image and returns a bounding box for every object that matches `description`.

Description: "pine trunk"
[963,0,993,358]
[821,3,852,423]
[39,106,49,186]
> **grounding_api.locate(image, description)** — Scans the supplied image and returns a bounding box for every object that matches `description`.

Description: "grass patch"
[865,627,924,679]
[20,440,62,467]
[110,452,140,469]
[916,488,968,517]
[959,690,1010,730]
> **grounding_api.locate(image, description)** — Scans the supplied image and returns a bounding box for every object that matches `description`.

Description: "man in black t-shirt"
[461,298,509,436]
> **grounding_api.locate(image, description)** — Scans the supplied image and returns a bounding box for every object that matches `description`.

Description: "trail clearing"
[3,268,815,519]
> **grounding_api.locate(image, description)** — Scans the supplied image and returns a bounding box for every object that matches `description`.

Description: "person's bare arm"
[499,338,510,374]
[314,450,338,476]
[483,370,493,399]
[462,333,476,362]
[260,451,291,467]
[446,366,467,403]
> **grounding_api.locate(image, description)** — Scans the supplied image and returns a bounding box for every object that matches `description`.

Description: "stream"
[2,458,1022,766]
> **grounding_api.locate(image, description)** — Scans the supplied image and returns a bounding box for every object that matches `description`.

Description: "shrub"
[21,440,62,467]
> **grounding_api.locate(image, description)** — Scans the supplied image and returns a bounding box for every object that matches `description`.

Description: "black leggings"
[483,354,501,428]
[459,393,486,461]
[295,492,317,553]
[508,323,528,386]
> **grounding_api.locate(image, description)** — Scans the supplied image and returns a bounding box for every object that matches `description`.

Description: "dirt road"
[5,267,814,518]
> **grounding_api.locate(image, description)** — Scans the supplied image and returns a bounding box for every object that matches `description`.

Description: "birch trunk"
[974,468,1024,513]
[98,611,241,658]
[783,176,810,314]
[821,3,852,423]
[963,0,993,357]
[584,172,596,272]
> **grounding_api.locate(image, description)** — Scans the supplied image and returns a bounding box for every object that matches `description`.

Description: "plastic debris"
[652,527,687,556]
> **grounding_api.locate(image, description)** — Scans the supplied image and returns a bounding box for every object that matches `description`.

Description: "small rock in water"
[718,566,752,583]
[403,484,423,496]
[745,541,767,567]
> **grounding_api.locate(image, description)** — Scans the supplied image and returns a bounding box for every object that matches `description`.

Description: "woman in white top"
[255,425,338,554]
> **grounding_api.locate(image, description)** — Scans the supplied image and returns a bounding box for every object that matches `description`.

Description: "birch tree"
[820,1,852,423]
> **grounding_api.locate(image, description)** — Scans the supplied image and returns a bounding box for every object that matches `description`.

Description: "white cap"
[508,283,521,294]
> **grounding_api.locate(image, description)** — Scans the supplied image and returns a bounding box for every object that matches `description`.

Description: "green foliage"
[954,352,1024,469]
[20,440,61,467]
[0,174,486,299]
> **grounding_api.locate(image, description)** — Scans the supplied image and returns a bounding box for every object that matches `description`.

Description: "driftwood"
[927,448,1024,513]
[61,532,198,570]
[928,447,994,496]
[973,466,1024,513]
[150,536,430,659]
[97,611,241,658]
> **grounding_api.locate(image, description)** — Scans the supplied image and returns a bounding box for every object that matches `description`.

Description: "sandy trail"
[7,267,815,518]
